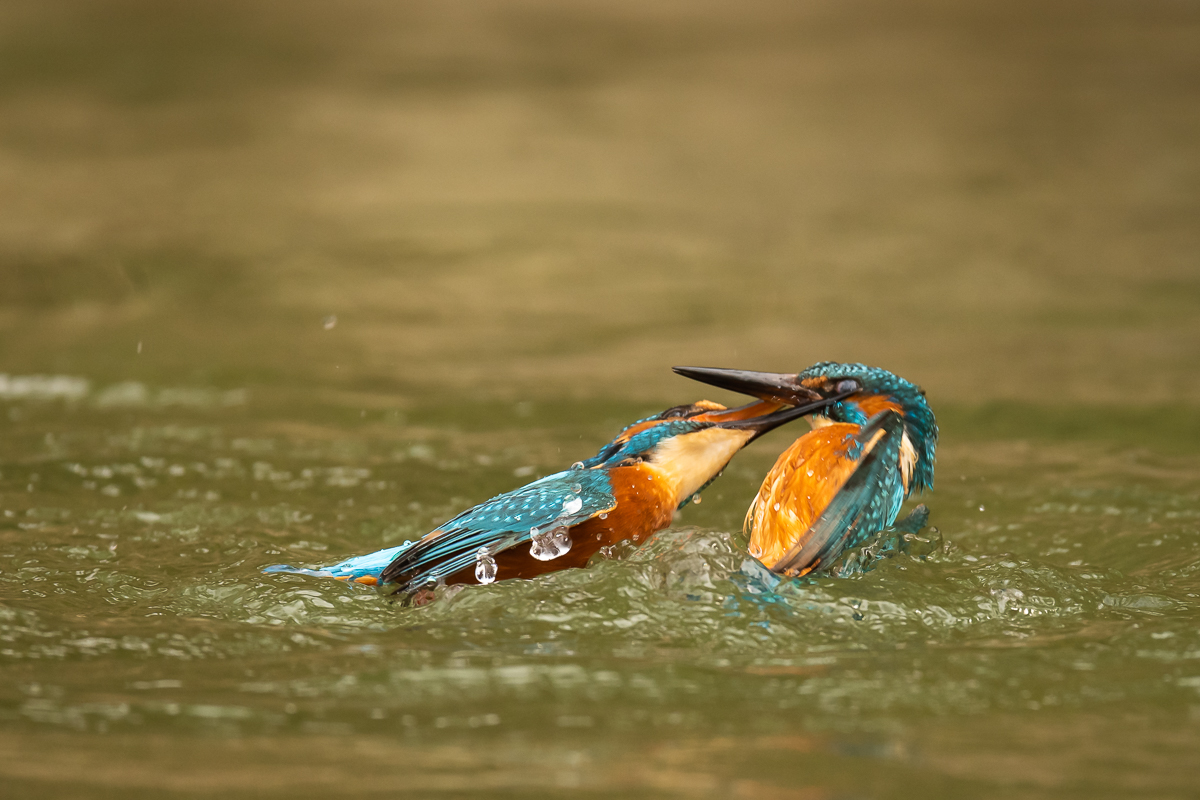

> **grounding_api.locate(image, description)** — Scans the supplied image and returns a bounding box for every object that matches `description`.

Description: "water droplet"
[323,315,337,330]
[749,543,763,558]
[930,526,939,534]
[570,461,584,470]
[806,469,814,477]
[978,505,986,512]
[773,502,781,512]
[571,483,582,494]
[474,547,497,584]
[562,496,583,515]
[692,494,702,505]
[599,513,608,520]
[530,526,572,561]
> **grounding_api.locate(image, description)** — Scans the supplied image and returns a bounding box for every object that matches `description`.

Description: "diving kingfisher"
[265,393,840,598]
[674,362,937,577]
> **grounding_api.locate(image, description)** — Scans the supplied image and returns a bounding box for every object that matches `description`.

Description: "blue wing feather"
[264,469,615,590]
[378,467,616,591]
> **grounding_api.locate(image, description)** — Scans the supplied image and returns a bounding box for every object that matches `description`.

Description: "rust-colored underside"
[748,394,904,573]
[748,423,863,572]
[443,461,678,585]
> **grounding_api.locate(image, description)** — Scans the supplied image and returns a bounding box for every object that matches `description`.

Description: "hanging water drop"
[599,513,608,520]
[570,461,584,471]
[530,526,572,561]
[692,494,702,505]
[562,496,583,515]
[571,483,582,494]
[474,547,497,584]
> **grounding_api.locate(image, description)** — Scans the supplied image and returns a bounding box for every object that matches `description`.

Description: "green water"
[3,1,1200,797]
[4,393,1200,798]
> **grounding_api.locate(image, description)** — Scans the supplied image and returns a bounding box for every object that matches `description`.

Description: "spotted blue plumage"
[265,468,615,593]
[378,467,615,592]
[262,412,684,593]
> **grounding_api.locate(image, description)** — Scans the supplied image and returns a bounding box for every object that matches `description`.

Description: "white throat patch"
[648,427,756,505]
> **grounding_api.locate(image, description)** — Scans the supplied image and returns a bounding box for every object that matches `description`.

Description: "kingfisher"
[265,393,840,599]
[674,362,937,578]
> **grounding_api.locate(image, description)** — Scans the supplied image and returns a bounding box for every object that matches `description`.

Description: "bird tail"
[263,542,416,587]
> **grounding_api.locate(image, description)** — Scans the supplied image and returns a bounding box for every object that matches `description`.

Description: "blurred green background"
[2,0,1196,405]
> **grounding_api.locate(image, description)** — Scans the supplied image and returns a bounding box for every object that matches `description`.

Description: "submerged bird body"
[675,362,937,577]
[266,396,836,597]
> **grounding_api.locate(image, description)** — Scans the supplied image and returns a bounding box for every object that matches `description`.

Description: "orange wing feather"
[854,394,903,419]
[747,423,865,571]
[614,400,783,444]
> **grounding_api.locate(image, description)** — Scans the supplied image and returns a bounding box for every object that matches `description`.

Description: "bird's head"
[584,394,844,507]
[673,362,938,492]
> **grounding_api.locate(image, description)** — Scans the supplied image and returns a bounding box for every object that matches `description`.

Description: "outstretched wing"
[769,410,907,577]
[379,467,616,593]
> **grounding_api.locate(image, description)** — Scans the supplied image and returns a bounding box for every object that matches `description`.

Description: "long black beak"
[713,396,840,440]
[674,365,857,441]
[672,366,814,404]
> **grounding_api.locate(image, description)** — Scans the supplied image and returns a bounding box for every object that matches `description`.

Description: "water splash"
[530,526,572,561]
[474,547,497,584]
[991,587,1025,614]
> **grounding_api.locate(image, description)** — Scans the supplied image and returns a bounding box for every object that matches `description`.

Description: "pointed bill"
[672,366,812,404]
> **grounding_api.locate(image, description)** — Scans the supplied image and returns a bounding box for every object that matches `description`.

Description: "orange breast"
[747,423,864,571]
[855,393,903,418]
[444,463,678,585]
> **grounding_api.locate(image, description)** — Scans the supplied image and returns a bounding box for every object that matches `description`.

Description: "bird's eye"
[835,379,859,394]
